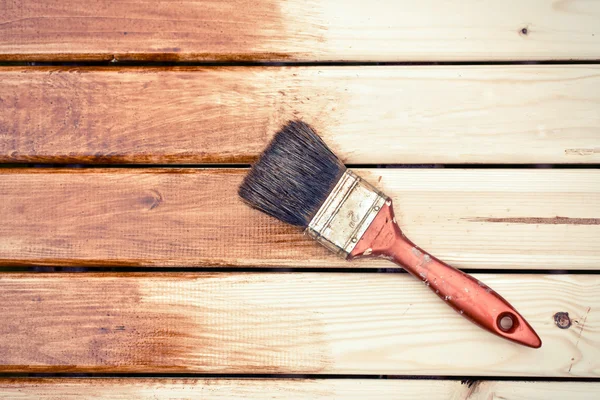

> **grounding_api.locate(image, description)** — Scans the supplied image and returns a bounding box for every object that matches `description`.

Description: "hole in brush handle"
[497,312,519,333]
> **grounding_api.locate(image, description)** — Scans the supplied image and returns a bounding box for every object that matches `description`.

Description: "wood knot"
[554,312,571,329]
[140,189,163,210]
[520,27,529,36]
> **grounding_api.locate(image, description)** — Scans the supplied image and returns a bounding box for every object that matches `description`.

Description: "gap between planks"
[0,65,599,164]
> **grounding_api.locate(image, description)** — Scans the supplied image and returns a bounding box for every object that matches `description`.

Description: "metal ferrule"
[306,170,387,258]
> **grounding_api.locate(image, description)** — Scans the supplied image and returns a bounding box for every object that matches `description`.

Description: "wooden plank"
[0,169,598,269]
[0,379,599,400]
[1,1,599,61]
[0,273,597,375]
[1,66,599,164]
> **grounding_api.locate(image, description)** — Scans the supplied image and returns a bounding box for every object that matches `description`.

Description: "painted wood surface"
[0,169,597,269]
[0,273,597,376]
[0,379,598,399]
[1,66,599,164]
[1,1,599,61]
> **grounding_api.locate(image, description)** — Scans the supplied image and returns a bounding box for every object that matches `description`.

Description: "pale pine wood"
[0,379,598,399]
[1,66,599,164]
[0,1,599,61]
[0,169,598,269]
[0,273,597,375]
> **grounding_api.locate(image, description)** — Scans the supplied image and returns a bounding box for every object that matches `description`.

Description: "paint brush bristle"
[238,121,346,227]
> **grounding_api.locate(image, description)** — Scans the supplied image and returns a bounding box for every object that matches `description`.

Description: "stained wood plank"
[1,1,599,61]
[1,66,599,164]
[0,273,597,375]
[1,379,598,399]
[0,169,598,269]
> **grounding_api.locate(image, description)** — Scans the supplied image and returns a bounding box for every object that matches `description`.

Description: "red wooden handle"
[350,200,542,348]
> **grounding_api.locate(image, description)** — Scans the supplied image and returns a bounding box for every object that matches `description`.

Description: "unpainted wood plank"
[0,379,598,399]
[0,169,598,269]
[0,66,599,164]
[0,273,597,375]
[0,1,599,61]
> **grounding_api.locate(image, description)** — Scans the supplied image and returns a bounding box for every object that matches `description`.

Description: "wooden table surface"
[0,1,599,398]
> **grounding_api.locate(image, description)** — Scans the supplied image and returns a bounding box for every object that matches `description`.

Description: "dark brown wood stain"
[0,275,191,372]
[0,169,333,267]
[0,274,330,373]
[0,0,289,62]
[0,67,290,164]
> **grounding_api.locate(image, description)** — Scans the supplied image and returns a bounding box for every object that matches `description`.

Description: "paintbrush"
[239,121,541,348]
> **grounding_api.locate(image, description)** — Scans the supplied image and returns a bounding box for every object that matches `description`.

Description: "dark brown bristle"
[239,121,346,227]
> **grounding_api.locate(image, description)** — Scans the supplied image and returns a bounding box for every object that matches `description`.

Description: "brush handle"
[349,200,542,348]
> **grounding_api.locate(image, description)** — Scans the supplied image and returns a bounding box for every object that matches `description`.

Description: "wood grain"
[1,1,599,61]
[0,168,598,269]
[1,379,598,399]
[1,66,599,164]
[0,273,597,375]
